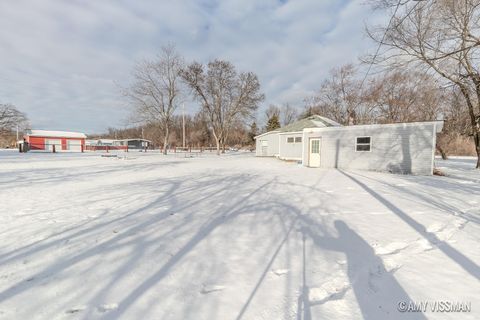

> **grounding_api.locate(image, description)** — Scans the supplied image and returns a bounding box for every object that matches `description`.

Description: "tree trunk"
[458,86,479,168]
[436,144,448,160]
[347,109,356,126]
[221,137,226,153]
[163,125,169,155]
[474,131,480,169]
[215,138,221,155]
[211,129,221,155]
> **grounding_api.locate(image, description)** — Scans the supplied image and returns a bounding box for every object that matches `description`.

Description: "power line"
[359,0,403,90]
[359,0,423,91]
[393,0,425,28]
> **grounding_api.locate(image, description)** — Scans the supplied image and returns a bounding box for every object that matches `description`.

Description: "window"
[356,136,371,152]
[311,139,320,153]
[295,137,302,143]
[287,137,294,143]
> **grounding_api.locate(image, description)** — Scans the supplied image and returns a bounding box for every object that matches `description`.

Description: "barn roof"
[26,130,87,139]
[279,115,341,133]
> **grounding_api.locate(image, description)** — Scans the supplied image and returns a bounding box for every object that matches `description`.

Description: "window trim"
[287,136,303,144]
[355,136,372,152]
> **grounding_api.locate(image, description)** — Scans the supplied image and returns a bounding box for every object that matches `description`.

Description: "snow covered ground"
[0,150,479,320]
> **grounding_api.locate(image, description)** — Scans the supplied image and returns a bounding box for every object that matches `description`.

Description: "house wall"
[127,140,150,149]
[302,122,437,175]
[278,132,303,160]
[255,132,279,157]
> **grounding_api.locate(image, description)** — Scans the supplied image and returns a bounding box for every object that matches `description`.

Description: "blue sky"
[0,0,385,133]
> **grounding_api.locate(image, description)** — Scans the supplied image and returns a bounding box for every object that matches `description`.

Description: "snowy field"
[0,150,479,320]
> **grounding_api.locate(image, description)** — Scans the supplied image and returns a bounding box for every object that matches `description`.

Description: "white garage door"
[44,139,61,152]
[67,140,82,152]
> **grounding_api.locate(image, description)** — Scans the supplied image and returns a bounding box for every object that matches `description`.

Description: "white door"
[309,138,321,167]
[261,140,268,156]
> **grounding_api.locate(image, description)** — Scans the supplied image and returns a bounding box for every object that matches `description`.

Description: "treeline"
[100,60,474,158]
[95,113,250,150]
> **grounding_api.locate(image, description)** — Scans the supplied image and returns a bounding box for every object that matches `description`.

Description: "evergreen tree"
[248,121,258,143]
[266,114,281,131]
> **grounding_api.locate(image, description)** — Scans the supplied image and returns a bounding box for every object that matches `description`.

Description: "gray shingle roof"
[279,115,341,132]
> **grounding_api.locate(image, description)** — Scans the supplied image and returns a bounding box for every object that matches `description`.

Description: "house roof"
[26,130,87,139]
[254,115,341,138]
[85,138,152,145]
[305,120,444,133]
[117,138,152,142]
[279,115,341,133]
[254,130,280,139]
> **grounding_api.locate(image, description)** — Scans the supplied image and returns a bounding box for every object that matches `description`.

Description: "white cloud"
[0,0,385,133]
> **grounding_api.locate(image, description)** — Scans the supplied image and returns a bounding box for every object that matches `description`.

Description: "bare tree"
[366,71,444,123]
[437,86,475,158]
[0,104,27,135]
[367,0,480,168]
[280,103,298,126]
[306,64,370,125]
[181,59,264,155]
[124,45,184,154]
[263,102,298,130]
[265,105,280,122]
[263,104,280,130]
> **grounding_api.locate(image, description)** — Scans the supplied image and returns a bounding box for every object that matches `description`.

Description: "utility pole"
[182,103,186,148]
[16,125,19,142]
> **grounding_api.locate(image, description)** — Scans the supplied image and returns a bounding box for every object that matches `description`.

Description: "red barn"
[24,130,87,152]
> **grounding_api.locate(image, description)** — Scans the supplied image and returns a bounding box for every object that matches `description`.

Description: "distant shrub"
[437,134,475,157]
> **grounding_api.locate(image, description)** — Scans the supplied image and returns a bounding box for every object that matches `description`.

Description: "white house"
[85,138,151,151]
[255,115,341,159]
[255,115,443,175]
[277,115,342,161]
[254,130,280,157]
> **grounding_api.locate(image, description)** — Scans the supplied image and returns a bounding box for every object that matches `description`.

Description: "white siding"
[255,132,279,157]
[278,133,303,160]
[302,123,436,175]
